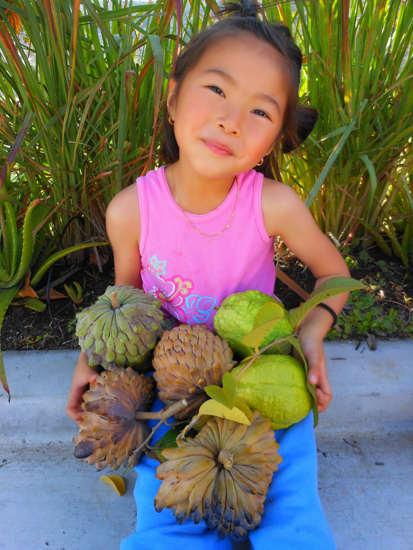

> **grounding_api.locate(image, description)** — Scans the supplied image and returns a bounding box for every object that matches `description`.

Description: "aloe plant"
[0,119,108,400]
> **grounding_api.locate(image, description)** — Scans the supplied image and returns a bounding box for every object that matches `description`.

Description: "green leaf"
[284,336,318,428]
[242,319,281,349]
[30,241,109,288]
[234,398,253,424]
[289,277,364,330]
[0,285,20,400]
[230,341,254,359]
[262,339,292,356]
[222,372,237,409]
[204,385,231,409]
[253,301,285,328]
[147,428,180,463]
[198,399,251,425]
[10,297,45,311]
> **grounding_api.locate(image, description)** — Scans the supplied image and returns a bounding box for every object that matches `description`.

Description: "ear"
[283,106,318,154]
[167,78,178,119]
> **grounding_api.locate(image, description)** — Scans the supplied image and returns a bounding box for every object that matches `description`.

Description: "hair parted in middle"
[160,0,318,179]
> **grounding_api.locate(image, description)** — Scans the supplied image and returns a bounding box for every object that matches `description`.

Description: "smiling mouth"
[203,140,233,156]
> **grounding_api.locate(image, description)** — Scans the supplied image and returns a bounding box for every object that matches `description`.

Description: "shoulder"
[106,180,140,242]
[261,176,309,238]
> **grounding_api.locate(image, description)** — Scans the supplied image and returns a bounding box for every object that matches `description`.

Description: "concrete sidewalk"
[0,341,412,550]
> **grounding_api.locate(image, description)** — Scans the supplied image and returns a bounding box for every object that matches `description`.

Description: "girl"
[67,2,349,548]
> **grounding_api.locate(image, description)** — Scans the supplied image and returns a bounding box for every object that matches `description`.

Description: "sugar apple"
[155,412,282,541]
[76,285,164,368]
[73,365,155,470]
[153,324,237,419]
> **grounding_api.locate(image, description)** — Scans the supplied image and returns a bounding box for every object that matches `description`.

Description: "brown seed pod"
[154,411,283,541]
[152,324,237,419]
[73,365,155,470]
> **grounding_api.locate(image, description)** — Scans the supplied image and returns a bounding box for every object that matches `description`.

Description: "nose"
[217,106,243,136]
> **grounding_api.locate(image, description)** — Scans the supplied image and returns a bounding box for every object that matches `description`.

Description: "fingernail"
[309,376,317,384]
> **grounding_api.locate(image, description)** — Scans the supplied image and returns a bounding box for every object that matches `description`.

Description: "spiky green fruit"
[76,285,164,369]
[232,355,312,430]
[214,290,294,350]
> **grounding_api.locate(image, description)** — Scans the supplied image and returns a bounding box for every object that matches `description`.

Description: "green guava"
[232,355,312,430]
[213,290,294,350]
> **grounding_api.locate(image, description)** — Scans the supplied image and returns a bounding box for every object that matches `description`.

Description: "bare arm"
[262,179,351,412]
[66,184,142,421]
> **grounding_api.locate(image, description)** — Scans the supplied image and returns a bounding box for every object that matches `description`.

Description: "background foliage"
[1,0,412,261]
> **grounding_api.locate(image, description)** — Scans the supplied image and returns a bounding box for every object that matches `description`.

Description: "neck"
[165,160,236,215]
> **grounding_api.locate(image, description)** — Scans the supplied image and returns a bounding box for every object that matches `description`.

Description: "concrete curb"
[1,340,412,442]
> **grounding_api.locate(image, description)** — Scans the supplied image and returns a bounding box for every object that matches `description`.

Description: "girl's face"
[168,33,289,181]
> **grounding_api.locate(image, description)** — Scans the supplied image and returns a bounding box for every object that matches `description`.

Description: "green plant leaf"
[253,301,285,328]
[0,285,19,400]
[289,277,364,330]
[229,342,254,359]
[283,336,318,428]
[242,319,281,349]
[30,241,109,288]
[198,399,251,425]
[262,339,293,356]
[10,296,45,311]
[147,428,180,463]
[234,398,253,424]
[204,385,231,409]
[222,372,237,409]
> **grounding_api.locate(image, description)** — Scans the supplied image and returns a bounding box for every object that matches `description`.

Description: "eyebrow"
[203,69,280,113]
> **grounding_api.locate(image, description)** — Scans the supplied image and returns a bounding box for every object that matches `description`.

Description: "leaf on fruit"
[198,399,251,425]
[242,319,280,349]
[289,277,365,330]
[230,341,254,359]
[285,336,319,428]
[262,339,292,356]
[100,475,126,496]
[253,301,285,328]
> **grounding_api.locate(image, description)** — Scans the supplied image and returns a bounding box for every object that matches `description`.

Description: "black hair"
[159,0,318,179]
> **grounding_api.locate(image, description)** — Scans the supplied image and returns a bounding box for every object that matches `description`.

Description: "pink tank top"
[137,166,276,330]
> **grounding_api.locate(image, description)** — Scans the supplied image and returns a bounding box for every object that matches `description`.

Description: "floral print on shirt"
[141,255,217,327]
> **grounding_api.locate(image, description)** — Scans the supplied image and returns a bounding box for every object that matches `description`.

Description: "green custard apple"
[232,355,313,430]
[214,290,294,350]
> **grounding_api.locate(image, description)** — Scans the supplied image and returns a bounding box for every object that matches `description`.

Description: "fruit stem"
[218,449,234,470]
[110,291,121,310]
[135,399,188,420]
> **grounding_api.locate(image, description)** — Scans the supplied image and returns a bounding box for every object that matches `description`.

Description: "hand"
[66,351,100,423]
[294,331,333,413]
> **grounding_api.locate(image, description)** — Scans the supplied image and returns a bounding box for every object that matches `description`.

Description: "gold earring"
[256,158,264,166]
[168,115,174,125]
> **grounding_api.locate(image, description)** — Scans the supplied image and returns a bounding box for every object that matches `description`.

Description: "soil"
[2,246,412,352]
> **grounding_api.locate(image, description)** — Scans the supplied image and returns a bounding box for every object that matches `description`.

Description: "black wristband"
[317,302,338,328]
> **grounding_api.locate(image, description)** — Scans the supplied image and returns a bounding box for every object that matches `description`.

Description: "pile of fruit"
[72,279,361,541]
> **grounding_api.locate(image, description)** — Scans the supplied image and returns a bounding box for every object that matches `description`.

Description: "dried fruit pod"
[152,324,237,419]
[154,411,282,541]
[73,365,155,470]
[76,285,164,369]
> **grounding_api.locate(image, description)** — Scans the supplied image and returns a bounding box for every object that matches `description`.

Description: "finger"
[307,364,319,386]
[316,388,332,413]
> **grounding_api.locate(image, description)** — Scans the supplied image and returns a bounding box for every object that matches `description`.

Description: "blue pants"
[121,398,336,550]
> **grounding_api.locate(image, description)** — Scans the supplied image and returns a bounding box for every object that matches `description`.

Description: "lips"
[202,139,233,156]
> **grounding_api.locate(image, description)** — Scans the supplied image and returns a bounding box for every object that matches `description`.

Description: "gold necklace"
[170,166,240,237]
